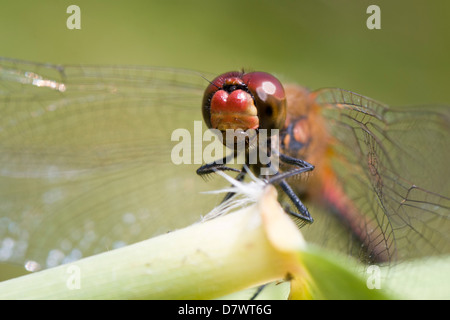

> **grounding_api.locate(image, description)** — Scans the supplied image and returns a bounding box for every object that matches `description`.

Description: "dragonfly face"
[202,71,286,133]
[0,58,449,274]
[198,71,315,225]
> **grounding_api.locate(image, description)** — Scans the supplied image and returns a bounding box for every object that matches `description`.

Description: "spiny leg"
[267,153,314,184]
[279,180,313,223]
[196,153,240,177]
[197,153,246,203]
[197,150,314,224]
[266,152,314,223]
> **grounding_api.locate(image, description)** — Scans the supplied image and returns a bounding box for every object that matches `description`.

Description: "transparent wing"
[313,87,450,262]
[0,58,223,269]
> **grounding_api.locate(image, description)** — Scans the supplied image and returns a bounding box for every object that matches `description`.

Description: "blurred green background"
[1,0,449,106]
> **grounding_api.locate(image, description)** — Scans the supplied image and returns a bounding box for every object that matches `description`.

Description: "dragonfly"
[0,58,449,277]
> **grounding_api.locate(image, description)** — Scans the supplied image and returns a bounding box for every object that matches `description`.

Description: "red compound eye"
[242,71,286,131]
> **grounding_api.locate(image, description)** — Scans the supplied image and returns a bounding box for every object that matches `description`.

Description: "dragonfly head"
[202,71,287,148]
